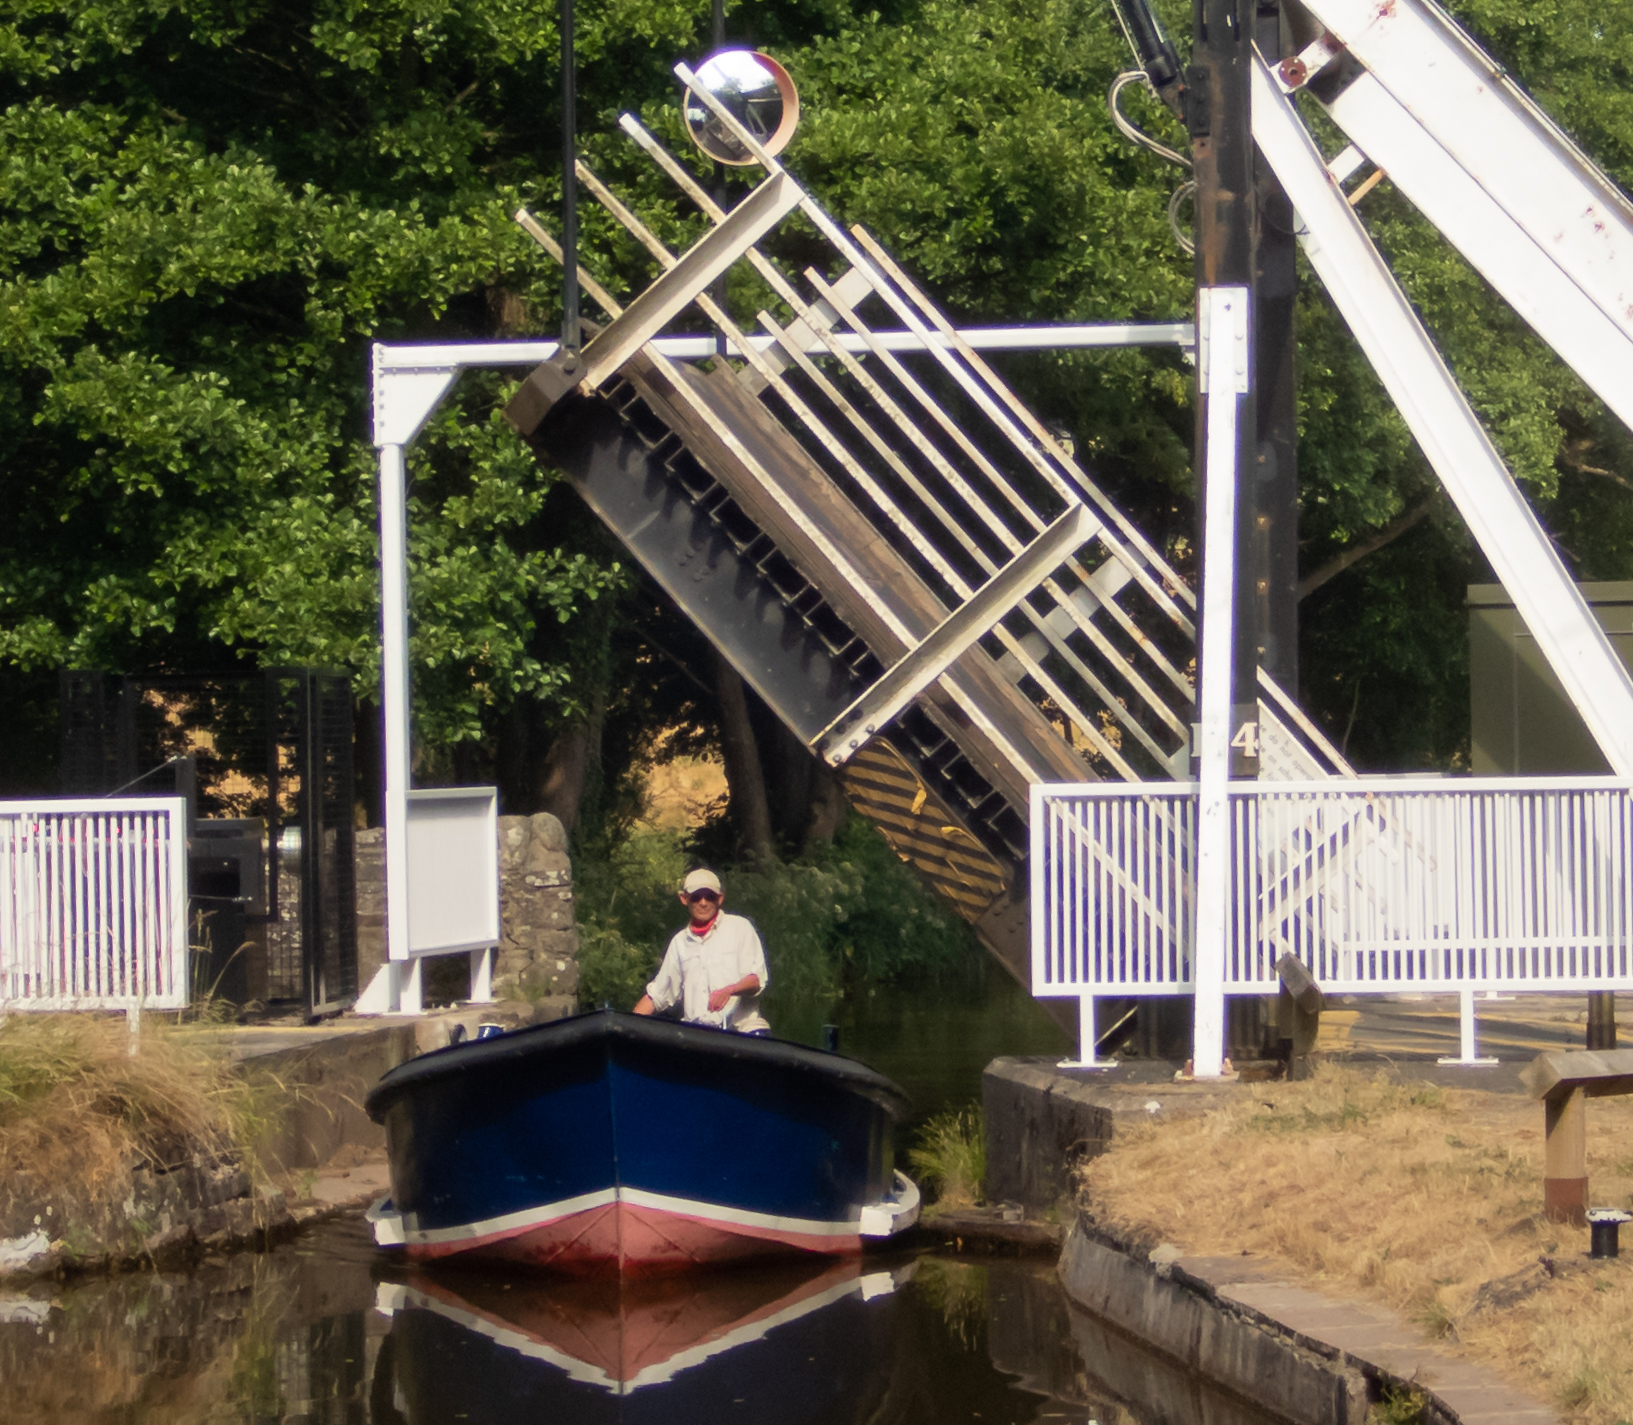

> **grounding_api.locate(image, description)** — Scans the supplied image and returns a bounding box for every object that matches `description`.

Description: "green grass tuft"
[909,1103,985,1209]
[1371,1383,1431,1425]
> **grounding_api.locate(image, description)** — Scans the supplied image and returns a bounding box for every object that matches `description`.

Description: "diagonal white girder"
[1251,55,1633,777]
[577,170,803,390]
[1296,0,1633,349]
[1310,69,1633,432]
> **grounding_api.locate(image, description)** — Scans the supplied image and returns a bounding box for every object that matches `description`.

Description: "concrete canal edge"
[983,1055,1243,1214]
[1060,1219,1374,1425]
[1059,1218,1561,1424]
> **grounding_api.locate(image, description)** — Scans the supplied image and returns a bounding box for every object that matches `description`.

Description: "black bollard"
[822,1024,840,1053]
[1587,1209,1630,1259]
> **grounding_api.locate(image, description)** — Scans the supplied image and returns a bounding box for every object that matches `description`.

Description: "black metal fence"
[60,668,358,1018]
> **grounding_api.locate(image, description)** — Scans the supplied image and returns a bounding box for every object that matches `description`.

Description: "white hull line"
[398,1185,886,1249]
[377,1268,910,1394]
[401,1188,616,1247]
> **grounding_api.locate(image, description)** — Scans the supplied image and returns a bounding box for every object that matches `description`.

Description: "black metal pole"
[1108,0,1187,116]
[1190,0,1259,766]
[1253,0,1299,696]
[1192,0,1261,1065]
[560,0,579,352]
[711,0,728,357]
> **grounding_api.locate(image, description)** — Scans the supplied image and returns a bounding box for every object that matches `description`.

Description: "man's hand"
[708,975,760,1014]
[632,995,654,1016]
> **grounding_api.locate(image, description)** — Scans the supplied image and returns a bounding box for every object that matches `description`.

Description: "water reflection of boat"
[375,1258,915,1422]
[364,1010,919,1274]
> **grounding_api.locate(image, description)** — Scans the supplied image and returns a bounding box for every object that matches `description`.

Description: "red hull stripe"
[403,1194,864,1272]
[402,1186,862,1249]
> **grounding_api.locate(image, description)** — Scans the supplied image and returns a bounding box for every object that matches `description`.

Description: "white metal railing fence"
[1031,782,1198,995]
[0,798,190,1010]
[1031,778,1633,998]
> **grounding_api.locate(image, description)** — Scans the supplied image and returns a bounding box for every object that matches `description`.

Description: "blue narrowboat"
[364,1009,919,1274]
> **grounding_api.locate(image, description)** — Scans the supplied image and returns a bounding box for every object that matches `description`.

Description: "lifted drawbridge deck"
[499,97,1344,991]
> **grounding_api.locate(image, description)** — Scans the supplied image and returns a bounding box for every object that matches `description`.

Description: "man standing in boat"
[632,868,772,1035]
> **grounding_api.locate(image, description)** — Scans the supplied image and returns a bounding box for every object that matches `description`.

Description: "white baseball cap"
[682,868,723,896]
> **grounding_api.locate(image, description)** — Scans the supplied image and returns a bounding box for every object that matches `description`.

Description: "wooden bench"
[1519,1049,1633,1224]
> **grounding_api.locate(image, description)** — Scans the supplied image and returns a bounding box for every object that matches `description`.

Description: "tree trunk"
[712,649,776,863]
[538,723,590,832]
[803,757,847,849]
[538,675,607,835]
[761,716,812,848]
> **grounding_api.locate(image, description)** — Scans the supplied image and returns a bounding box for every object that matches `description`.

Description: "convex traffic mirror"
[683,49,800,166]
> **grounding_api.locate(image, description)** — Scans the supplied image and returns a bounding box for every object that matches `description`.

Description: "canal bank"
[1057,1216,1564,1425]
[0,999,573,1283]
[1,986,1602,1421]
[986,1052,1608,1424]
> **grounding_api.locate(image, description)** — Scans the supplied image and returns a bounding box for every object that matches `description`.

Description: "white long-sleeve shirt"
[645,912,770,1033]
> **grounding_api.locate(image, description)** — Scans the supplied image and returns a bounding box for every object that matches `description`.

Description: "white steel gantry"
[363,323,1198,1013]
[367,8,1633,1069]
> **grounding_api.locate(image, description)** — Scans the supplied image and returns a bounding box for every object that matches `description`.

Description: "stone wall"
[354,827,386,992]
[496,812,578,1001]
[1057,1222,1372,1425]
[983,1057,1240,1213]
[349,813,579,1005]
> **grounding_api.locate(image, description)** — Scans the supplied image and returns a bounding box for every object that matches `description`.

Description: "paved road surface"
[1321,992,1599,1060]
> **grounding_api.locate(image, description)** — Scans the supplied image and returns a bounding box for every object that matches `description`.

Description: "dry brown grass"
[1081,1066,1633,1424]
[0,1013,258,1195]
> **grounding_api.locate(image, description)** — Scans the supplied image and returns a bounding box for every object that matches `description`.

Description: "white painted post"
[1192,286,1251,1080]
[399,956,424,1016]
[379,440,413,1012]
[1439,987,1498,1066]
[1058,994,1118,1071]
[369,349,462,1015]
[469,946,494,1004]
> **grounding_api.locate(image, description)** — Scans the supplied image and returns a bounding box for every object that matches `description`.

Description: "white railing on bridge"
[0,798,190,1011]
[1030,778,1633,1061]
[1031,783,1200,996]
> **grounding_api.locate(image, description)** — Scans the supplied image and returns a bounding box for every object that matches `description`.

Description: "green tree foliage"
[1,0,1629,781]
[0,0,663,747]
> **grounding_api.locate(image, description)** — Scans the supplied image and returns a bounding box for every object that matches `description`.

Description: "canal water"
[778,958,1075,1127]
[0,1214,1269,1425]
[1,978,1259,1425]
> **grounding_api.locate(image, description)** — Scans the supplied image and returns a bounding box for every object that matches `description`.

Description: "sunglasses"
[686,889,720,904]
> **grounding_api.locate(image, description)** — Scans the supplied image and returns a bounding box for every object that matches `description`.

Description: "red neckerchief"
[687,909,720,939]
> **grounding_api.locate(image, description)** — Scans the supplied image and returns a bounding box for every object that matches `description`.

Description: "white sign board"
[402,787,499,958]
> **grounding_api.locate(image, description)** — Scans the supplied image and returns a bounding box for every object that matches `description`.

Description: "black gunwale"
[364,1008,912,1123]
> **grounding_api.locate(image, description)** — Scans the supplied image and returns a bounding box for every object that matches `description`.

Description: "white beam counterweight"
[1252,56,1633,778]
